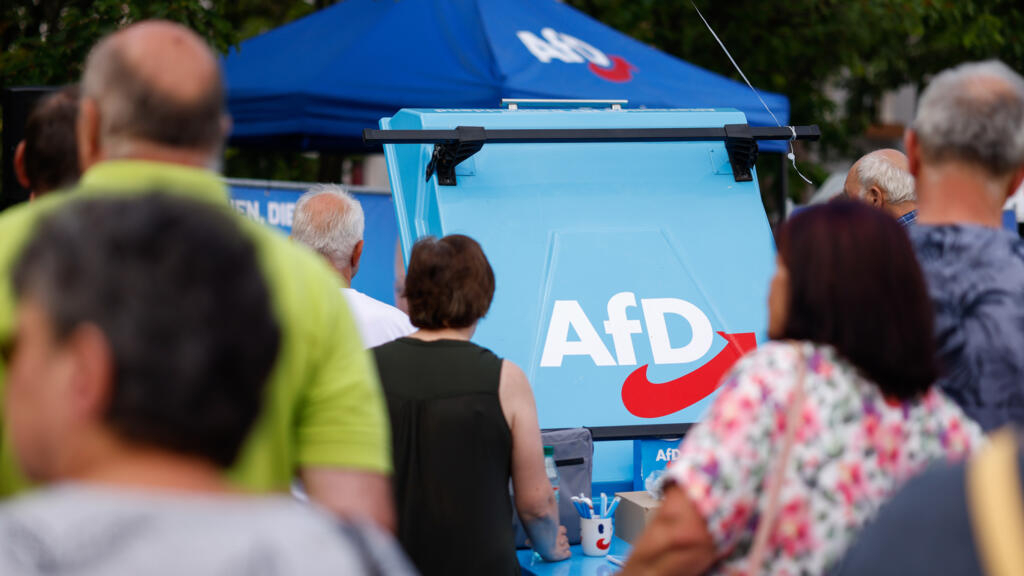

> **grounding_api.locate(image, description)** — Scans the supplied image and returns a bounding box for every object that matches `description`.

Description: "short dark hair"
[22,86,81,194]
[13,194,280,467]
[776,201,937,400]
[405,235,495,330]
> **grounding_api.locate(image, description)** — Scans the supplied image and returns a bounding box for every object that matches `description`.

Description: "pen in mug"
[606,496,621,519]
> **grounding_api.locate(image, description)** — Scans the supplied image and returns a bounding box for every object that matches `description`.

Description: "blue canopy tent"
[223,0,791,152]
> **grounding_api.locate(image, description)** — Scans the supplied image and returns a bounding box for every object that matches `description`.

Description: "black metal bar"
[364,125,820,145]
[367,124,820,185]
[583,424,692,441]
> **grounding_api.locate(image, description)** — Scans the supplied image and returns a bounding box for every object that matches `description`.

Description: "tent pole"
[778,153,789,228]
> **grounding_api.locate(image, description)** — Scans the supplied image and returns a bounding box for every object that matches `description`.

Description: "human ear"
[14,141,31,189]
[77,99,103,171]
[65,324,115,421]
[866,186,884,207]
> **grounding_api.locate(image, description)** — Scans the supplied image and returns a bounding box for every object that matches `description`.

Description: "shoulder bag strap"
[968,428,1024,576]
[336,521,384,576]
[744,343,807,575]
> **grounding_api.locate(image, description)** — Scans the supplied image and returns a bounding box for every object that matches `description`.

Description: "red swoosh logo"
[621,332,757,418]
[588,55,635,82]
[597,537,611,551]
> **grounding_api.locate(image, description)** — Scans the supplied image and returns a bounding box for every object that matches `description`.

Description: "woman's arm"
[618,483,716,576]
[499,360,571,562]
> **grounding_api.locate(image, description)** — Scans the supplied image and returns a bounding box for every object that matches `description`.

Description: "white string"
[690,0,813,185]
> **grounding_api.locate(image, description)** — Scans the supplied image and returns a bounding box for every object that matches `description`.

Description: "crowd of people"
[2,16,1024,576]
[621,60,1024,575]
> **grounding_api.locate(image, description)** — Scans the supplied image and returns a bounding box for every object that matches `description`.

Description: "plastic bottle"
[543,445,559,501]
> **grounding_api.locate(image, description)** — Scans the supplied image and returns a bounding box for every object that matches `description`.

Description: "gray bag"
[512,428,593,547]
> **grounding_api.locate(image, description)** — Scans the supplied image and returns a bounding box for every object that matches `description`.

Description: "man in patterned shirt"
[906,60,1024,431]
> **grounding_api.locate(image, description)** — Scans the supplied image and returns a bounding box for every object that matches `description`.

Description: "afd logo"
[516,27,635,83]
[540,292,756,418]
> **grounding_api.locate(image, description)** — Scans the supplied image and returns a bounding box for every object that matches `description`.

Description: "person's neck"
[886,201,917,219]
[409,325,476,342]
[69,442,231,495]
[915,163,1008,228]
[330,263,354,288]
[107,140,216,170]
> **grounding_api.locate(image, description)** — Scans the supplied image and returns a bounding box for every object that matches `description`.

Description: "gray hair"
[81,30,225,158]
[12,194,279,469]
[856,153,916,205]
[913,60,1024,177]
[291,185,365,271]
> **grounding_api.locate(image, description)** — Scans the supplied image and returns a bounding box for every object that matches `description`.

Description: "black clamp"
[724,124,759,182]
[424,126,486,186]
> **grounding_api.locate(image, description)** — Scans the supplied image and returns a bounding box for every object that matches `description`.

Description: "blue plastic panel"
[382,106,774,431]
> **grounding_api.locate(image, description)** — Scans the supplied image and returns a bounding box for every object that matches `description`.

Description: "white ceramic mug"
[580,517,613,557]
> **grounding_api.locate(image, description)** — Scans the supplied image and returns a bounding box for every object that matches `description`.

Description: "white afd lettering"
[539,28,585,63]
[655,448,681,462]
[603,291,643,366]
[517,30,580,63]
[540,293,714,368]
[516,28,609,66]
[556,32,611,68]
[641,298,714,365]
[540,300,617,367]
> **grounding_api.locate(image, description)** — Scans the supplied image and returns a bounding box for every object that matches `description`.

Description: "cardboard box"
[614,490,661,544]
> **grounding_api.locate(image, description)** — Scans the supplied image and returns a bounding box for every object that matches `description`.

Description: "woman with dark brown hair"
[621,201,984,576]
[373,234,570,576]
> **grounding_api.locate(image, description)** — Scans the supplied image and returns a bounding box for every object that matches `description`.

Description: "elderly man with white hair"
[902,60,1024,432]
[292,185,414,348]
[843,149,918,225]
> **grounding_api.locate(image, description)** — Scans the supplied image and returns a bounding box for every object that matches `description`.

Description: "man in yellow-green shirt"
[0,21,395,530]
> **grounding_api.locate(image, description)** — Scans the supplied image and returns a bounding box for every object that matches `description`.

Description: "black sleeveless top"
[373,338,518,576]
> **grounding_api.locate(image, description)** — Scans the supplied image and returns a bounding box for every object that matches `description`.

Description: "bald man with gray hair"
[292,185,414,348]
[906,60,1024,431]
[843,149,918,225]
[0,21,397,531]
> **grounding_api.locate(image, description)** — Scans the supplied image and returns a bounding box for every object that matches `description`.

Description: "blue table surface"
[517,537,631,576]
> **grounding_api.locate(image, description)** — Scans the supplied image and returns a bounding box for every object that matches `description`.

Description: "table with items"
[518,537,631,576]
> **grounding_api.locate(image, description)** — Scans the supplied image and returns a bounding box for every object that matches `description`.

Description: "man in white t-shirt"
[292,185,415,348]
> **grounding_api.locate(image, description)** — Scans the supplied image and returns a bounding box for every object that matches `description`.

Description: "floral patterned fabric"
[664,341,984,576]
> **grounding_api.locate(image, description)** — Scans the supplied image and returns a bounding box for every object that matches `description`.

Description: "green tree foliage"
[0,0,337,88]
[567,0,1024,160]
[0,0,338,186]
[1,0,237,88]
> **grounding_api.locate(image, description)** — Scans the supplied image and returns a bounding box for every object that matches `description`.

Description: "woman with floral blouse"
[622,201,984,576]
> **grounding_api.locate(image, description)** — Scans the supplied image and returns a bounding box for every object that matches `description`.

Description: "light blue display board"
[227,183,401,306]
[380,106,776,480]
